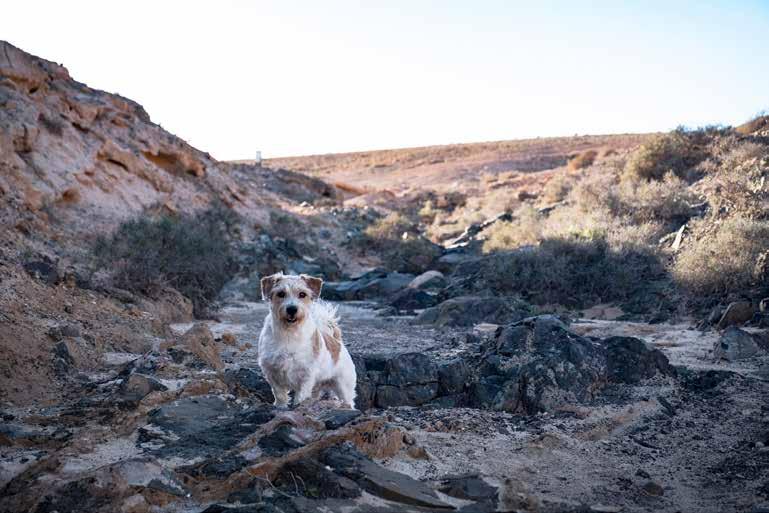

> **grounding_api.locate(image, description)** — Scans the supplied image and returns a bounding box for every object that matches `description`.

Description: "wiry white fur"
[258,276,357,409]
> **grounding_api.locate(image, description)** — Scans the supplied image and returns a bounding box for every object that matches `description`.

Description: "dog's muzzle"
[284,305,299,324]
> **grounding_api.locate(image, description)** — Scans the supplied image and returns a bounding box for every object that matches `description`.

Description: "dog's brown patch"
[323,331,341,364]
[312,330,322,358]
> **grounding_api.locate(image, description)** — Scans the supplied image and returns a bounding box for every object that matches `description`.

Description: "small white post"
[255,150,262,165]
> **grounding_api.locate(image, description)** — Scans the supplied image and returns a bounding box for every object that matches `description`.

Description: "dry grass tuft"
[568,150,598,170]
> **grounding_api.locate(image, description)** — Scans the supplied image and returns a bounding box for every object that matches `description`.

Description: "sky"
[3,1,768,159]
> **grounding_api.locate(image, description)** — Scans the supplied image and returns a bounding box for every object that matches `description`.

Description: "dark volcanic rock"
[258,424,306,456]
[604,336,674,384]
[319,409,362,430]
[224,367,275,402]
[321,444,452,509]
[465,316,674,413]
[475,316,608,413]
[23,258,59,285]
[438,359,471,395]
[385,353,438,386]
[275,458,361,499]
[323,272,414,300]
[139,396,274,458]
[437,474,498,504]
[415,296,524,327]
[389,287,437,311]
[376,383,439,407]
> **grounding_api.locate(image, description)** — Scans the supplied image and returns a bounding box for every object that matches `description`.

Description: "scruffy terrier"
[258,272,357,409]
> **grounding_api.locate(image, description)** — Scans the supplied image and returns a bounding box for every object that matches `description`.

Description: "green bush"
[94,204,239,317]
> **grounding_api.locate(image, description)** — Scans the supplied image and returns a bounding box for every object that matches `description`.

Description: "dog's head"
[261,272,323,328]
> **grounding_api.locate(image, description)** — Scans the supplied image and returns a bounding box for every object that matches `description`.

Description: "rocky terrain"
[2,41,769,512]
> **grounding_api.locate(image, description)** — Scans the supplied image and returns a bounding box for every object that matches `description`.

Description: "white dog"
[258,272,357,409]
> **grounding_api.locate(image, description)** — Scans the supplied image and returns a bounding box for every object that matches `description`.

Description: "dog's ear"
[261,273,280,300]
[300,274,323,299]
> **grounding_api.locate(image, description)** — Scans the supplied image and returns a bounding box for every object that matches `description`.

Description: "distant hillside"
[250,134,653,193]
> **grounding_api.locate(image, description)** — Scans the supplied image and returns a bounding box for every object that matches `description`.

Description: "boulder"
[604,336,674,384]
[389,288,437,311]
[384,353,438,386]
[482,316,608,413]
[714,327,765,361]
[434,251,475,273]
[363,273,415,297]
[172,323,223,371]
[717,301,754,330]
[438,359,471,395]
[415,296,522,327]
[408,270,447,290]
[323,272,414,301]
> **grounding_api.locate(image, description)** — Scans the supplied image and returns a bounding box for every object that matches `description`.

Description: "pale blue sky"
[4,1,768,158]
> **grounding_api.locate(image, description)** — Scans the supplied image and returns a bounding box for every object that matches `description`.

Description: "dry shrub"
[673,217,769,296]
[482,205,542,252]
[94,205,239,316]
[364,212,415,241]
[361,212,441,273]
[569,172,621,214]
[471,236,666,310]
[568,150,598,170]
[616,173,699,225]
[623,128,711,182]
[705,141,769,219]
[541,173,577,203]
[568,169,698,228]
[418,200,438,223]
[735,114,769,135]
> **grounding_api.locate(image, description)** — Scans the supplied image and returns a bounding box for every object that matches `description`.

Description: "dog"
[257,272,357,409]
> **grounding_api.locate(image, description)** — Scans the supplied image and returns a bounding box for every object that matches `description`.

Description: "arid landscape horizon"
[1,33,769,513]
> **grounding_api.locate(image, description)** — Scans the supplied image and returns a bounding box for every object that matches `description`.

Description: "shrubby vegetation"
[473,120,769,315]
[94,204,239,316]
[359,212,442,274]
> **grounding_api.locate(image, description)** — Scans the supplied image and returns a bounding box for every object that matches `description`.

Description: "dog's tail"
[312,300,340,337]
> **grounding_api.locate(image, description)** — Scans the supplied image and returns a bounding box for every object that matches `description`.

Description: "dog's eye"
[276,291,286,298]
[298,292,307,299]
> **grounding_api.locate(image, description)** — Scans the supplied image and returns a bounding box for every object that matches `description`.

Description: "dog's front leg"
[271,386,290,408]
[294,377,316,406]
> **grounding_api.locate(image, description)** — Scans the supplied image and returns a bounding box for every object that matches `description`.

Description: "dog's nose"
[286,305,298,317]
